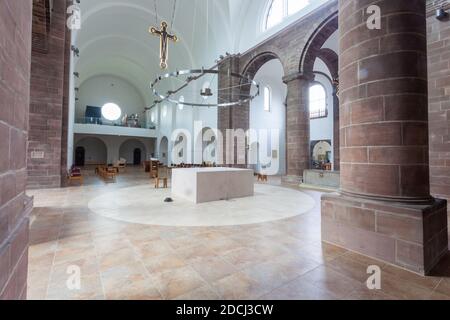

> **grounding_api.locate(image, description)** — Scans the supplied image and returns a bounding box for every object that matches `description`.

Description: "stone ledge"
[322,193,448,275]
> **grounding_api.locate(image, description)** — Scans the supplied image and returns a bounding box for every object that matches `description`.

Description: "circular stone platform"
[88,184,316,227]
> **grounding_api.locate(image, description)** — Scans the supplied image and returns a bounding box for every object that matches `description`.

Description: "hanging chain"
[154,0,158,26]
[170,0,177,29]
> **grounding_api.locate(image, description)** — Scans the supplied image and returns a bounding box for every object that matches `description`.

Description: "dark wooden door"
[133,148,141,165]
[75,147,85,166]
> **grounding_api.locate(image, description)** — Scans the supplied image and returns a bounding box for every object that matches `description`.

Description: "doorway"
[133,148,142,165]
[75,147,85,166]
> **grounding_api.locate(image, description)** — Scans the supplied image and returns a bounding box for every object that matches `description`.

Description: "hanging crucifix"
[149,21,178,69]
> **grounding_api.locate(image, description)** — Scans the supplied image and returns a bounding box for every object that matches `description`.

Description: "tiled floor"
[27,167,450,300]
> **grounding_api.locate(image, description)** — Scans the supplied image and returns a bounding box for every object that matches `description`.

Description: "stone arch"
[299,12,340,171]
[240,52,286,127]
[316,48,339,79]
[242,51,283,82]
[299,12,338,76]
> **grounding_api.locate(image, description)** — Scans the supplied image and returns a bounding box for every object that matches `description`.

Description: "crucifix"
[149,21,178,69]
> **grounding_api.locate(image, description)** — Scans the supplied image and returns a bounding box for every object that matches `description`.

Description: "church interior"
[1,0,450,300]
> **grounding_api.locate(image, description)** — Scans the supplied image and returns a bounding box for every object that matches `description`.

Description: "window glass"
[287,0,309,15]
[101,103,121,121]
[264,86,271,112]
[266,0,284,30]
[265,0,310,30]
[309,84,327,119]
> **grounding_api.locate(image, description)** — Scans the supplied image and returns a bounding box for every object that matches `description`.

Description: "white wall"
[76,75,147,126]
[250,59,287,175]
[74,134,155,165]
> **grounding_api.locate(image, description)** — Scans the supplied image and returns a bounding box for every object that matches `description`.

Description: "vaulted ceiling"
[74,0,333,105]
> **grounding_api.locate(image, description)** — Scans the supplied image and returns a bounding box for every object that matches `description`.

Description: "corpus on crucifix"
[149,21,178,69]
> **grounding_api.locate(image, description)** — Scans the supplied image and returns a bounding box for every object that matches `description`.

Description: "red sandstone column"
[283,74,311,184]
[322,0,448,275]
[0,0,33,299]
[340,0,430,203]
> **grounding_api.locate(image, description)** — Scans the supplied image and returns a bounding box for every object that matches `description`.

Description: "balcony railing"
[75,117,156,130]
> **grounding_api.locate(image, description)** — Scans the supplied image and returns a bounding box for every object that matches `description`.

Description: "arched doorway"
[159,137,169,165]
[75,147,85,167]
[119,139,147,166]
[133,148,142,165]
[74,137,107,166]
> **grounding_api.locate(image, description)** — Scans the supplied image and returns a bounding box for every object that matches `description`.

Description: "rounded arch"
[249,58,287,176]
[119,139,147,165]
[299,12,338,76]
[159,136,169,165]
[74,136,108,166]
[242,51,284,82]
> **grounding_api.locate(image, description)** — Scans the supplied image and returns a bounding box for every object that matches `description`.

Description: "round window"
[101,103,122,121]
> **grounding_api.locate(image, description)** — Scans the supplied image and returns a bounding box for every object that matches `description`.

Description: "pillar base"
[282,175,303,186]
[321,193,448,275]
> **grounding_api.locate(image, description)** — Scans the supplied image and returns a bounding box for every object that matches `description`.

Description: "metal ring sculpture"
[150,68,260,108]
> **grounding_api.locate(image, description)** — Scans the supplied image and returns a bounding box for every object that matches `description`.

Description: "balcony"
[74,117,157,138]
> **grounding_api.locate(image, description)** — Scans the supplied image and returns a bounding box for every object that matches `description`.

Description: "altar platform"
[171,167,254,203]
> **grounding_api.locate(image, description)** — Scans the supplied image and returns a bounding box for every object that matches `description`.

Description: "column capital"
[282,72,314,84]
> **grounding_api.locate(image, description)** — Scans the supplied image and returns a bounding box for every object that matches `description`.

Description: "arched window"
[309,84,327,119]
[263,86,272,112]
[265,0,310,30]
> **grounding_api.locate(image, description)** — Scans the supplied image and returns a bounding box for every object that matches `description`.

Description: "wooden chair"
[150,160,159,178]
[115,158,127,172]
[97,166,116,182]
[68,166,83,185]
[257,173,268,182]
[154,166,169,188]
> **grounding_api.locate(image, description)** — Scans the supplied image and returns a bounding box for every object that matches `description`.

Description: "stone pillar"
[28,0,69,189]
[0,0,33,299]
[282,73,311,185]
[322,0,448,275]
